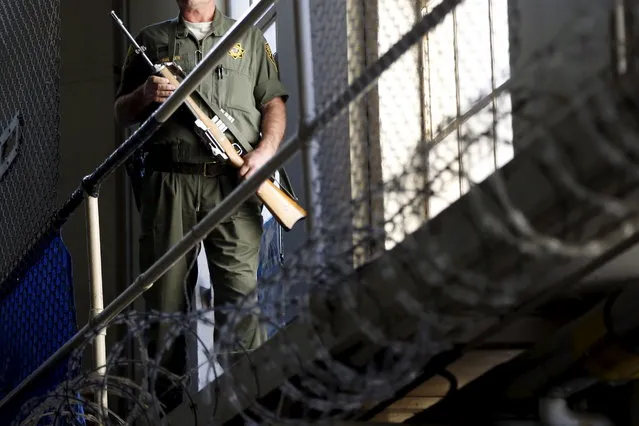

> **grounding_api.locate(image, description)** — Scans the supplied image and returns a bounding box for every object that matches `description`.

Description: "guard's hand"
[239,144,275,182]
[142,76,176,103]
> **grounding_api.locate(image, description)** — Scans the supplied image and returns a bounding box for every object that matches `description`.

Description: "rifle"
[111,11,307,232]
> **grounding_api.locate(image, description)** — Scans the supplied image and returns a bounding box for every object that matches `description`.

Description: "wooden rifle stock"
[157,67,307,231]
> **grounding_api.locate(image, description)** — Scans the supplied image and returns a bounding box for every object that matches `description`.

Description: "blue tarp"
[0,233,84,425]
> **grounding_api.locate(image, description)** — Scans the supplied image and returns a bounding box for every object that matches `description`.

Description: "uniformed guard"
[114,0,288,413]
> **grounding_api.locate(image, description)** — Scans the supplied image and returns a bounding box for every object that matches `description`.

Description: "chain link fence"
[0,0,62,284]
[6,0,639,424]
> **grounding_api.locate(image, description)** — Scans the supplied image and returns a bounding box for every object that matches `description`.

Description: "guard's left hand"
[238,144,275,181]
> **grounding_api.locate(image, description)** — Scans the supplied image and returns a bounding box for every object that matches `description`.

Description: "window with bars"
[423,0,513,217]
[347,0,514,254]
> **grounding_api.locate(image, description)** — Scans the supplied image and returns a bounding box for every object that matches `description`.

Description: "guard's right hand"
[142,76,176,103]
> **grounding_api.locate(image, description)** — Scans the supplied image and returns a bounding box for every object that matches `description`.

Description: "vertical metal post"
[86,196,109,420]
[613,0,629,75]
[293,0,318,233]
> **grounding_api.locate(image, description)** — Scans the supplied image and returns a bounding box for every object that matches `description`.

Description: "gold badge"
[228,43,245,59]
[265,42,278,71]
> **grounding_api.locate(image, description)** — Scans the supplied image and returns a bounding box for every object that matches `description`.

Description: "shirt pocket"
[216,61,255,114]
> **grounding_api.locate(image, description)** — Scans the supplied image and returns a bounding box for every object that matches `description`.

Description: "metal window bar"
[452,6,463,196]
[613,0,630,76]
[486,0,500,175]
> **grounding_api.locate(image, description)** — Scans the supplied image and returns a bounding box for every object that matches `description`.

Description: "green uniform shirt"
[116,11,288,163]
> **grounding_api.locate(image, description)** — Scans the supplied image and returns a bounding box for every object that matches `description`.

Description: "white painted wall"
[226,0,252,19]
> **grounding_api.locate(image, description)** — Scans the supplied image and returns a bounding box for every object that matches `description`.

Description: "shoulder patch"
[265,42,278,71]
[228,43,245,59]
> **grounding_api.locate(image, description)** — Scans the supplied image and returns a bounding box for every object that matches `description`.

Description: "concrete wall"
[508,0,614,152]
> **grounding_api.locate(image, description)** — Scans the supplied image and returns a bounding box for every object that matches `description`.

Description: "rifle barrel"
[111,11,155,69]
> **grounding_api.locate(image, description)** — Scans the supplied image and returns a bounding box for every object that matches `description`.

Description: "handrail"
[0,0,276,412]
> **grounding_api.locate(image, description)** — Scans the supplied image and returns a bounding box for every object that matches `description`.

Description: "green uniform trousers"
[138,167,265,403]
